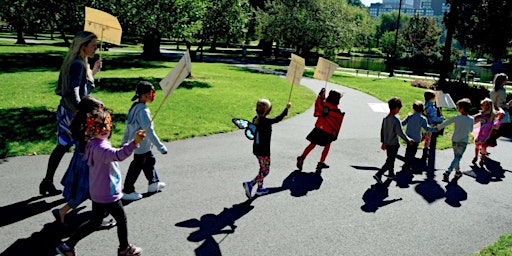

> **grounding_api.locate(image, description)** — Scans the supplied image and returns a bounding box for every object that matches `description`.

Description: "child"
[422,90,444,160]
[122,81,168,201]
[56,109,144,256]
[401,101,431,172]
[243,99,291,199]
[435,98,474,182]
[296,88,344,171]
[52,96,107,225]
[373,97,413,185]
[472,98,504,167]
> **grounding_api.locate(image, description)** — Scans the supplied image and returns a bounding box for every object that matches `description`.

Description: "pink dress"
[473,110,504,146]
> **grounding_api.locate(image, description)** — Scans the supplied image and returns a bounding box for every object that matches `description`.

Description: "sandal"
[118,244,143,256]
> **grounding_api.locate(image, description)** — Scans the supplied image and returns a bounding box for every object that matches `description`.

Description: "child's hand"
[134,130,146,144]
[286,102,291,109]
[319,88,326,98]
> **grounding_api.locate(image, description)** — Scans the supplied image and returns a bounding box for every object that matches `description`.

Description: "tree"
[454,0,512,62]
[402,14,441,57]
[93,0,207,60]
[257,0,361,57]
[201,0,251,51]
[380,30,405,57]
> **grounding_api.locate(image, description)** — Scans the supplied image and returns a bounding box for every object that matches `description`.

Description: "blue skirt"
[60,148,90,208]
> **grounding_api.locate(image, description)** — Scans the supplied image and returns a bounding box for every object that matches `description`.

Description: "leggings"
[65,200,129,249]
[252,156,270,188]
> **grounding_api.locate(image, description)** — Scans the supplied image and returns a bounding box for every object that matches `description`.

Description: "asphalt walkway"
[1,73,511,256]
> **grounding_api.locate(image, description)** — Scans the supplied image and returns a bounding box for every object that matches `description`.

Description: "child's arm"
[314,89,326,117]
[436,116,456,131]
[267,104,290,124]
[401,115,410,126]
[139,108,168,154]
[394,118,412,143]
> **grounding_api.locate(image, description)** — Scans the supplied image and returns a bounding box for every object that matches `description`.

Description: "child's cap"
[132,81,155,101]
[256,99,272,115]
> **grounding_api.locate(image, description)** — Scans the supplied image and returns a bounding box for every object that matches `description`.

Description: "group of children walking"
[374,85,507,185]
[243,88,345,199]
[54,81,166,256]
[47,33,509,255]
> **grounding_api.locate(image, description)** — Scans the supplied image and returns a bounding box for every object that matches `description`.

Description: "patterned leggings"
[252,156,270,188]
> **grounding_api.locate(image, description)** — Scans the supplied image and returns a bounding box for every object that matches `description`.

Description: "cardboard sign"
[285,54,305,86]
[84,7,122,45]
[313,57,338,81]
[435,90,456,108]
[160,51,192,96]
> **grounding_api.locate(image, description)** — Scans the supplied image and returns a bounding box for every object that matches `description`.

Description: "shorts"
[306,127,336,146]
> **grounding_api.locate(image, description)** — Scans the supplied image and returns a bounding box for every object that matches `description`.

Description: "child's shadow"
[0,195,66,227]
[414,169,445,204]
[464,157,506,184]
[175,199,254,256]
[1,206,114,255]
[444,176,467,207]
[280,170,324,197]
[361,179,402,213]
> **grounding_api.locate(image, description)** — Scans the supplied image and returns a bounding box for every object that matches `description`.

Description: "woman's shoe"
[39,179,62,196]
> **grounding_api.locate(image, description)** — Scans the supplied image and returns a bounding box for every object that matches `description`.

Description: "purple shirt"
[84,138,138,203]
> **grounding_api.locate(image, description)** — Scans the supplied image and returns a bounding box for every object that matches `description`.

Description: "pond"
[336,56,495,83]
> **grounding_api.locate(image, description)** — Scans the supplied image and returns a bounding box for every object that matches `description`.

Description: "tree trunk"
[15,23,26,44]
[439,0,459,87]
[142,32,162,60]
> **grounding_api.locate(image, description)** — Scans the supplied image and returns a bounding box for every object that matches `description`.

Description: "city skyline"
[361,0,381,7]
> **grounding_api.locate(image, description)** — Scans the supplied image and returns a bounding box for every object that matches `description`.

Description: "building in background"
[368,0,448,17]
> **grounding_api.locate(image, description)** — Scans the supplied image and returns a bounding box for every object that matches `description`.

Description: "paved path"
[1,74,512,256]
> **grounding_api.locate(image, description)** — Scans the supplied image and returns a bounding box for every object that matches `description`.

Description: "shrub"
[411,79,434,89]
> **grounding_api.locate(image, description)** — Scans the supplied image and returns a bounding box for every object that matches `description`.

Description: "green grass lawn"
[0,40,315,156]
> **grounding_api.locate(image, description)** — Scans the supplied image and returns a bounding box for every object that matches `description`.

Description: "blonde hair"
[480,98,494,115]
[254,98,272,124]
[59,31,97,92]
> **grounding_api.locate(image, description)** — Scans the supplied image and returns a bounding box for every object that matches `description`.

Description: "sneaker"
[122,192,143,201]
[243,182,253,199]
[56,242,75,256]
[455,171,463,178]
[118,244,143,256]
[296,156,305,170]
[442,172,449,182]
[148,182,166,193]
[471,157,477,164]
[255,187,269,196]
[316,162,329,170]
[97,218,117,229]
[373,174,383,184]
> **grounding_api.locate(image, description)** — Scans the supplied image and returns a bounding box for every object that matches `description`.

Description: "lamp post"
[388,0,403,77]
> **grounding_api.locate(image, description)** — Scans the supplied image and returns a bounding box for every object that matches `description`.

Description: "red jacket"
[314,95,344,139]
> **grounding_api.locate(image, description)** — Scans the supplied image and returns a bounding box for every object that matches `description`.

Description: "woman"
[40,31,102,195]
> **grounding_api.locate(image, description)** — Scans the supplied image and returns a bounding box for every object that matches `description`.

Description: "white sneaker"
[122,192,143,201]
[148,182,166,193]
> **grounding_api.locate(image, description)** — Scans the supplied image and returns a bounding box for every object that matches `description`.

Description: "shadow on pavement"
[0,206,115,255]
[414,168,445,204]
[464,157,506,184]
[361,178,402,213]
[175,199,254,256]
[0,195,66,227]
[280,169,323,197]
[444,176,467,207]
